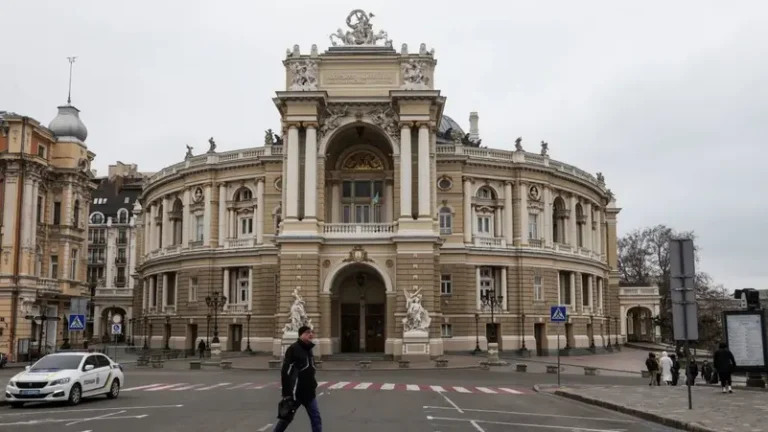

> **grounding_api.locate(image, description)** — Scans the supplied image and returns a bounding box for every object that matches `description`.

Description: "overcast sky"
[2,1,766,291]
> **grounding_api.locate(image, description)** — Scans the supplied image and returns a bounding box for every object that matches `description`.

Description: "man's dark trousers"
[273,398,322,432]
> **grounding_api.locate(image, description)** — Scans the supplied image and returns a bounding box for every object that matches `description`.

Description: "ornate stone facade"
[0,108,96,361]
[135,10,623,358]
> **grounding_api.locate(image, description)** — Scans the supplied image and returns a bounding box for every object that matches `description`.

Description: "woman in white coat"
[660,351,674,385]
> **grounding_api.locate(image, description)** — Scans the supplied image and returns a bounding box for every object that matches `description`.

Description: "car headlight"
[49,378,70,386]
[8,380,16,387]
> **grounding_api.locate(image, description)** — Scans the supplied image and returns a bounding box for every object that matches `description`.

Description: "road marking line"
[380,383,395,390]
[172,384,206,391]
[146,383,187,391]
[498,387,523,394]
[475,387,497,394]
[439,392,464,414]
[227,382,253,389]
[257,424,273,431]
[195,383,231,391]
[0,404,183,417]
[406,384,420,391]
[430,385,446,393]
[66,409,126,426]
[452,386,471,393]
[470,420,486,432]
[328,381,350,389]
[354,382,373,390]
[317,381,328,387]
[122,383,166,392]
[425,416,626,431]
[422,406,634,423]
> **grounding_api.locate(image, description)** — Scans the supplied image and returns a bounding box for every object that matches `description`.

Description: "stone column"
[504,182,513,245]
[543,187,552,246]
[203,185,212,246]
[93,305,102,339]
[319,293,331,354]
[285,125,300,219]
[30,180,39,247]
[247,268,253,311]
[142,281,148,311]
[218,183,227,245]
[255,178,264,244]
[597,278,604,313]
[182,189,191,247]
[568,195,578,247]
[1,174,17,253]
[223,268,230,304]
[149,277,155,308]
[588,275,594,311]
[463,178,472,243]
[384,181,394,223]
[569,272,576,309]
[304,125,317,220]
[653,304,661,339]
[500,267,508,311]
[162,196,171,248]
[330,182,340,223]
[585,202,593,251]
[399,124,412,219]
[417,124,430,219]
[144,204,152,254]
[475,267,481,310]
[162,273,168,310]
[518,183,528,244]
[229,210,236,239]
[385,293,396,350]
[620,305,626,336]
[22,179,33,247]
[64,182,74,226]
[596,209,603,256]
[494,208,502,237]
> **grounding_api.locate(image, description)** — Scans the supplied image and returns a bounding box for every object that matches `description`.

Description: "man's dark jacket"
[713,347,736,374]
[280,339,318,403]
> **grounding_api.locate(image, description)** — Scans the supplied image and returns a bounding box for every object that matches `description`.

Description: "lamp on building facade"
[606,316,612,348]
[472,313,481,354]
[205,292,226,344]
[206,314,211,350]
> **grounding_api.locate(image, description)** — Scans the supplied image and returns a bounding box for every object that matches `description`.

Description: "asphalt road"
[0,368,682,431]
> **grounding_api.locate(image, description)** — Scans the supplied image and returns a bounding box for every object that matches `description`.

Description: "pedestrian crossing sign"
[68,314,86,331]
[550,306,567,323]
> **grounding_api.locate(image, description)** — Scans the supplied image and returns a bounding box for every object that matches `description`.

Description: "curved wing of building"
[135,10,623,358]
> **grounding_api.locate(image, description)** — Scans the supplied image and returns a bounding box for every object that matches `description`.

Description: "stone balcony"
[95,288,134,298]
[36,278,60,294]
[465,237,604,263]
[472,236,507,248]
[323,223,396,239]
[224,238,255,249]
[620,287,660,296]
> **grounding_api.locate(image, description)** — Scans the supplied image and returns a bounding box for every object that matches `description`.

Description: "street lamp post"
[245,313,252,353]
[205,292,226,360]
[164,315,171,350]
[589,314,595,349]
[606,316,612,348]
[480,289,503,363]
[206,314,211,350]
[142,316,149,350]
[614,317,619,347]
[520,313,527,351]
[472,313,481,354]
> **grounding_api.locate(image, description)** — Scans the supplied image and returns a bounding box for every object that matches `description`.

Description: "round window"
[437,177,453,191]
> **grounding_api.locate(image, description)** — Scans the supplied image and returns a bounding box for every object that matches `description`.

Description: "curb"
[501,357,642,376]
[230,365,481,372]
[553,390,718,432]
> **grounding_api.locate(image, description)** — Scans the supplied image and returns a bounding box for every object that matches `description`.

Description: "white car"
[5,352,125,408]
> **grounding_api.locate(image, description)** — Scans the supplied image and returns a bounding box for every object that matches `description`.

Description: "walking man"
[274,326,322,432]
[197,339,206,359]
[645,353,659,386]
[713,342,737,393]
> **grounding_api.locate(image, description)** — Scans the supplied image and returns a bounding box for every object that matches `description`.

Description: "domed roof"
[436,115,465,144]
[48,105,88,142]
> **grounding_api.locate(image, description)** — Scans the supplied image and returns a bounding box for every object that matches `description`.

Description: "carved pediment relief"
[342,151,384,171]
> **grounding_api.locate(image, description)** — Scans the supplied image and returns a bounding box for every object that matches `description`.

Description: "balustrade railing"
[323,223,396,237]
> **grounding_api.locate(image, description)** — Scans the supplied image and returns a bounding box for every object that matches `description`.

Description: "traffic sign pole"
[557,323,561,387]
[550,305,567,387]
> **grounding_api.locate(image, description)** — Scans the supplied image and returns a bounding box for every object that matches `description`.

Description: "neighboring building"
[0,103,96,361]
[135,10,622,357]
[87,162,145,342]
[620,286,662,343]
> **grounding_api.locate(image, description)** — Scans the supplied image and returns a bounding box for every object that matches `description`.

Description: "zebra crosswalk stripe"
[476,387,497,394]
[429,385,446,393]
[498,387,522,394]
[354,383,372,390]
[196,383,231,391]
[172,384,206,391]
[328,381,350,390]
[227,383,253,390]
[123,384,166,392]
[380,383,395,390]
[452,386,471,393]
[406,384,420,391]
[146,383,187,391]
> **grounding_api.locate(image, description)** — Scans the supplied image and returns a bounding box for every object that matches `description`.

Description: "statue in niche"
[283,287,313,333]
[402,287,431,332]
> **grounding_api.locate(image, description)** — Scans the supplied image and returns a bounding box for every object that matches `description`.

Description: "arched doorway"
[329,264,387,354]
[626,306,654,342]
[101,306,127,342]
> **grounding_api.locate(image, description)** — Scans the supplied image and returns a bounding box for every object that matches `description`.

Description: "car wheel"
[10,402,24,408]
[106,379,120,399]
[68,383,82,406]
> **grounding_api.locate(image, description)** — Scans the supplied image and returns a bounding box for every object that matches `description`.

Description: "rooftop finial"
[66,56,77,104]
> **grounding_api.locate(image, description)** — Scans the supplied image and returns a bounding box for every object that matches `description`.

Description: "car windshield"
[30,355,83,371]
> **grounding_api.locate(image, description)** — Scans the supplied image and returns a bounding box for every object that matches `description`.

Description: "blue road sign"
[550,306,567,323]
[111,323,122,335]
[68,314,86,331]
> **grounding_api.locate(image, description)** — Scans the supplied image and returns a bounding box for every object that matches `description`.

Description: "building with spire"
[0,101,96,361]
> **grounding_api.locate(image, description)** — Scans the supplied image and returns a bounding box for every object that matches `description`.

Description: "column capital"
[216,182,226,188]
[462,176,474,184]
[302,121,319,129]
[399,121,414,129]
[504,180,514,186]
[255,176,266,184]
[284,121,301,129]
[415,121,430,129]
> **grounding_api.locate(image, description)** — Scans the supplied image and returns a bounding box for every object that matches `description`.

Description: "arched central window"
[342,180,383,223]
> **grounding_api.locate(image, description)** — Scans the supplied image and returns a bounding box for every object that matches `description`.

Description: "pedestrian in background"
[645,353,659,386]
[274,326,322,432]
[669,354,680,386]
[701,360,713,383]
[713,342,736,393]
[197,339,206,359]
[687,358,699,386]
[660,352,674,385]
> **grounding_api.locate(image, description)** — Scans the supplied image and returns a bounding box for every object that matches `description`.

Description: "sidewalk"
[228,354,482,371]
[551,384,766,432]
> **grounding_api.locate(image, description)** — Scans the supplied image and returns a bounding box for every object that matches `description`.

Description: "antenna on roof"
[66,56,77,104]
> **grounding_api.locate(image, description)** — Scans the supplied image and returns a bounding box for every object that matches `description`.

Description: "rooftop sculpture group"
[330,9,392,47]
